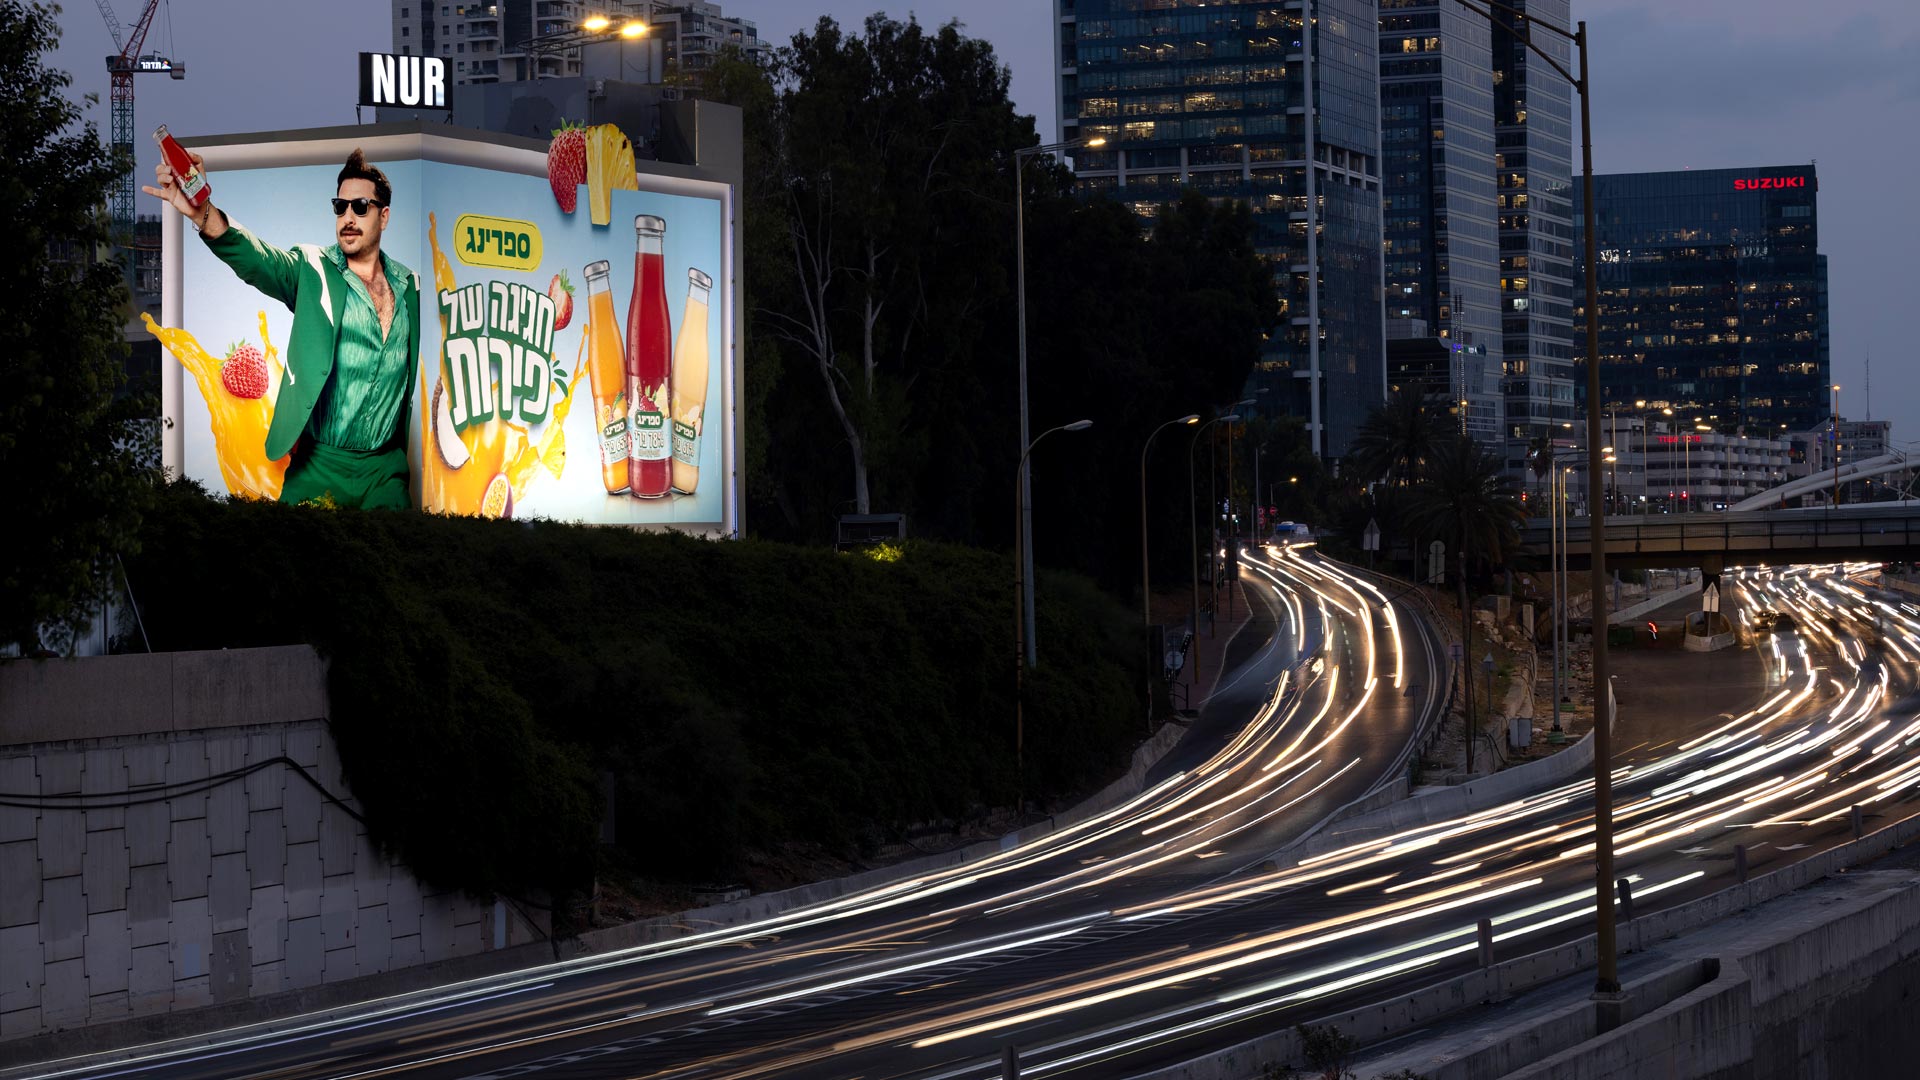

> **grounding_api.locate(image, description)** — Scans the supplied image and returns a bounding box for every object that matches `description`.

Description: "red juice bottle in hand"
[153,125,211,208]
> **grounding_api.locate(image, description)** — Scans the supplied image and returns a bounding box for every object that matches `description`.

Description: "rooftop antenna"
[1864,350,1871,422]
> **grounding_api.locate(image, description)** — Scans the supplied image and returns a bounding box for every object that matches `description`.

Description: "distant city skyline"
[52,0,1919,445]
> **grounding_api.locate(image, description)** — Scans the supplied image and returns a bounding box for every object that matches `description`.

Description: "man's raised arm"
[143,152,302,309]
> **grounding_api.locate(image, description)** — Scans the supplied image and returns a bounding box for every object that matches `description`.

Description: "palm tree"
[1403,434,1528,770]
[1346,387,1451,488]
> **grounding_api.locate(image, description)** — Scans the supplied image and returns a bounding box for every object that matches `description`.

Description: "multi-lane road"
[19,555,1920,1080]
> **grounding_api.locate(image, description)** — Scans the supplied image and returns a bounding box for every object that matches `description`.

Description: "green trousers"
[279,440,411,510]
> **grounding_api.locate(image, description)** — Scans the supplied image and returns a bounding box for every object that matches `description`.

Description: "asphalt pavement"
[14,560,1913,1080]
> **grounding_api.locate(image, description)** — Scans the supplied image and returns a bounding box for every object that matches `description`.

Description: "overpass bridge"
[1520,502,1920,571]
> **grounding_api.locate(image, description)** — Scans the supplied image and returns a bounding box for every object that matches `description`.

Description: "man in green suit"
[146,149,421,509]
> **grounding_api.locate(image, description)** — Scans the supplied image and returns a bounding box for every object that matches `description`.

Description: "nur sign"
[359,52,449,110]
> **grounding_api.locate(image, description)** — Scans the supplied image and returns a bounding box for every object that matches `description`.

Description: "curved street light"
[1014,136,1108,670]
[1140,414,1200,725]
[1186,409,1246,696]
[1015,419,1092,808]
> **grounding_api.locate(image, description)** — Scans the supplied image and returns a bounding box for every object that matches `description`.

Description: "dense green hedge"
[126,483,1142,900]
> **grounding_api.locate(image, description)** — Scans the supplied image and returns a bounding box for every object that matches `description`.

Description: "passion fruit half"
[480,472,513,520]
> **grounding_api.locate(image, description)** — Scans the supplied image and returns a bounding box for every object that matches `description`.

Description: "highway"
[17,557,1920,1080]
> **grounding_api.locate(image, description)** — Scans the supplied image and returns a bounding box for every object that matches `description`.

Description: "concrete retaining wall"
[1500,959,1753,1080]
[1876,572,1920,599]
[0,649,543,1041]
[1608,580,1700,625]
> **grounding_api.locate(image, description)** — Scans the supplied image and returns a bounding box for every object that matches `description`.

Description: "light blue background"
[178,156,727,526]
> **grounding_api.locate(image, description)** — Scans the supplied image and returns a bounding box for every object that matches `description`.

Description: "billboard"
[154,124,738,535]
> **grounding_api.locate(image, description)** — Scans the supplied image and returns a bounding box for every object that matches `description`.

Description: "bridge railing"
[1523,504,1919,557]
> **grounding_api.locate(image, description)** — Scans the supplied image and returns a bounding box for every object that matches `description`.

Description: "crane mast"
[98,0,184,246]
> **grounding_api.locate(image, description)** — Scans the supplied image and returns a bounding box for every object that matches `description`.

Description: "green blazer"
[203,220,422,461]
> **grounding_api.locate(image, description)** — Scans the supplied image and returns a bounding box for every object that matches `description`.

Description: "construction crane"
[97,0,185,245]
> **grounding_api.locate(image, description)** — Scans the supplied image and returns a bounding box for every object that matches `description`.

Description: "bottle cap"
[688,268,712,291]
[583,259,611,281]
[634,215,666,234]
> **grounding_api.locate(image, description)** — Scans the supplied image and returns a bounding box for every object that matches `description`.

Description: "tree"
[1404,434,1526,594]
[1345,386,1451,488]
[0,1,155,652]
[1403,434,1527,759]
[756,15,1035,518]
[1023,190,1276,592]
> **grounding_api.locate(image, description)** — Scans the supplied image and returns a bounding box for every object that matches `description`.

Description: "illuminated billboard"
[154,124,739,535]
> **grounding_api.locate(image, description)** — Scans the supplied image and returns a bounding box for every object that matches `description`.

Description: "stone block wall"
[0,649,546,1041]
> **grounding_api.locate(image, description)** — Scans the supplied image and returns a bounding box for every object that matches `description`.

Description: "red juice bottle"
[625,215,672,498]
[152,125,211,208]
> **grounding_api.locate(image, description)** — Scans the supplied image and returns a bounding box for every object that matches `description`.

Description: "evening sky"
[53,0,1918,443]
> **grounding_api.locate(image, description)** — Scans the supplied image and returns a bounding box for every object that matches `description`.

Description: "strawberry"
[548,271,575,330]
[220,341,269,399]
[548,121,586,214]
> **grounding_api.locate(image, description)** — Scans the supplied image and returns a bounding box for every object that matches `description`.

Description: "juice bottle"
[625,215,672,498]
[153,125,211,208]
[669,268,712,495]
[581,260,630,493]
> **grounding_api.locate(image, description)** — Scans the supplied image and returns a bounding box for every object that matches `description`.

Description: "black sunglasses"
[331,197,385,217]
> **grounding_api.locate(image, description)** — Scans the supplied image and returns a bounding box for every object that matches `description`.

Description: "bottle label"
[600,417,629,465]
[178,168,207,201]
[630,382,670,462]
[672,419,699,467]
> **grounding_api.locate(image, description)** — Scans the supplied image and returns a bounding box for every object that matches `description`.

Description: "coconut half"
[433,378,471,470]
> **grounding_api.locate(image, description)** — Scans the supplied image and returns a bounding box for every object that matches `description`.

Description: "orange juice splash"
[420,213,582,516]
[143,310,289,500]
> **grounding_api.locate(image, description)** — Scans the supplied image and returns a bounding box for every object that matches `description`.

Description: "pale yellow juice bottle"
[582,260,630,493]
[669,268,712,494]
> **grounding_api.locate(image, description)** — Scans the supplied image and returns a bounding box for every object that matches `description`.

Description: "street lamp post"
[1188,413,1242,695]
[1142,414,1201,724]
[1481,652,1496,769]
[1832,383,1842,507]
[1457,0,1618,999]
[1548,459,1562,735]
[1217,399,1257,628]
[1015,136,1105,668]
[1016,419,1093,807]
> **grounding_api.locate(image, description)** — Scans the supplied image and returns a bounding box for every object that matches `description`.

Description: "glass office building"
[1491,0,1577,475]
[1574,164,1830,434]
[1379,0,1504,450]
[1056,0,1385,459]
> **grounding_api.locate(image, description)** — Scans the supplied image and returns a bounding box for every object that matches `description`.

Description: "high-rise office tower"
[1575,164,1830,434]
[1056,1,1385,459]
[1379,0,1504,449]
[1490,0,1577,473]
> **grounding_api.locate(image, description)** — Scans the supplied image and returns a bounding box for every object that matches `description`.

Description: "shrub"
[126,483,1142,900]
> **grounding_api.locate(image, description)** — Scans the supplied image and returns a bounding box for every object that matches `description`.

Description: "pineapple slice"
[585,123,638,226]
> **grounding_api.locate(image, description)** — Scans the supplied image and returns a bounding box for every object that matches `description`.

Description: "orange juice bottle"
[669,268,712,495]
[582,260,629,493]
